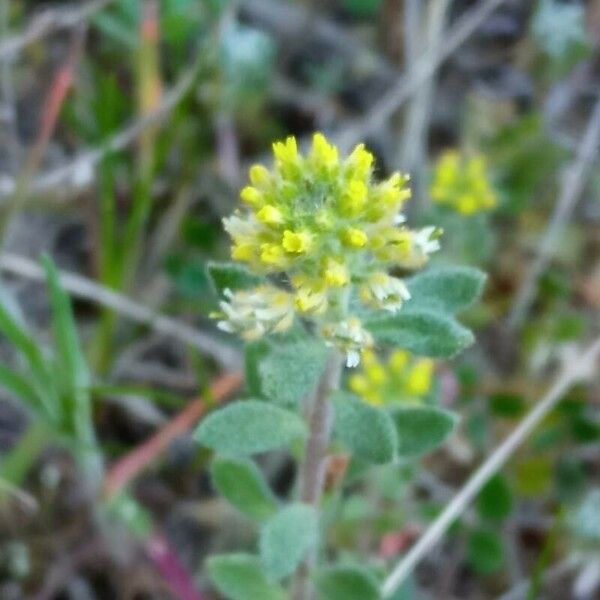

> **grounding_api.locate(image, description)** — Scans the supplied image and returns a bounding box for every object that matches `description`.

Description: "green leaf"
[0,299,56,416]
[195,400,306,455]
[365,310,474,358]
[0,363,40,410]
[406,266,486,314]
[315,565,381,600]
[260,503,318,581]
[332,392,397,465]
[467,529,504,575]
[392,406,457,457]
[476,474,513,521]
[43,256,93,443]
[206,261,263,296]
[246,337,328,406]
[43,256,90,393]
[208,554,287,600]
[211,456,278,522]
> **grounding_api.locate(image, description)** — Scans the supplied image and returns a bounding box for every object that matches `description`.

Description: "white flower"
[413,226,441,256]
[360,272,411,313]
[322,317,374,368]
[216,286,295,340]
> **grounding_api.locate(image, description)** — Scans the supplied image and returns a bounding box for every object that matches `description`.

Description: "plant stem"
[292,350,344,600]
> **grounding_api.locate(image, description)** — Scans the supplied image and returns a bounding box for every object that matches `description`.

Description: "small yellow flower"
[406,359,434,395]
[240,185,263,207]
[249,164,271,188]
[389,349,409,373]
[310,132,339,171]
[282,230,312,254]
[322,258,350,287]
[349,349,435,405]
[431,150,497,215]
[257,205,284,226]
[346,143,374,180]
[344,227,368,248]
[231,243,254,261]
[273,136,298,164]
[340,180,368,215]
[260,243,287,266]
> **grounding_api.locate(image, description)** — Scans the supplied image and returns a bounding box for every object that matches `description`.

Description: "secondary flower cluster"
[349,349,435,405]
[430,151,497,215]
[216,133,441,365]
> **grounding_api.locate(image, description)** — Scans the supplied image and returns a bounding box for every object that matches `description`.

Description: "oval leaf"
[246,337,328,406]
[260,503,318,581]
[332,392,397,465]
[211,456,278,522]
[406,266,486,314]
[392,406,457,456]
[315,565,381,600]
[208,554,287,600]
[476,474,513,521]
[195,400,306,455]
[366,309,474,358]
[467,529,504,575]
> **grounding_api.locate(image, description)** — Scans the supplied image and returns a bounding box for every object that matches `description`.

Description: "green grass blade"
[42,256,94,444]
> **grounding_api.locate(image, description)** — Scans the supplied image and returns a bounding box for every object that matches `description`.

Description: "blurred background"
[0,0,599,599]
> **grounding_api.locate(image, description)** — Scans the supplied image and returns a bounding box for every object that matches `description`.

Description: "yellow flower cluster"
[218,133,441,365]
[430,151,497,215]
[349,349,435,405]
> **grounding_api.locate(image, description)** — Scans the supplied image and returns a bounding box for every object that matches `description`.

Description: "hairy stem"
[292,351,344,600]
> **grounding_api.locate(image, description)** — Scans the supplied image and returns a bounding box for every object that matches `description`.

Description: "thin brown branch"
[0,23,87,239]
[103,370,243,500]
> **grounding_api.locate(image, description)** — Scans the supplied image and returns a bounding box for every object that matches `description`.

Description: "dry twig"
[0,252,241,370]
[337,0,508,151]
[508,96,600,329]
[0,0,116,61]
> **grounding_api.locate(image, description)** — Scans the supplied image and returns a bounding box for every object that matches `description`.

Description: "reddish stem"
[146,532,208,600]
[103,370,243,500]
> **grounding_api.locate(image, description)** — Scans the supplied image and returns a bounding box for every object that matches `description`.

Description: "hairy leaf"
[195,400,306,455]
[211,456,278,522]
[260,503,318,581]
[366,309,474,358]
[332,392,397,464]
[315,565,381,600]
[406,266,486,314]
[392,406,457,456]
[208,554,287,600]
[246,336,328,406]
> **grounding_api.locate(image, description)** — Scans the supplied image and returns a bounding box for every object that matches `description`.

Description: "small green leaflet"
[195,400,306,455]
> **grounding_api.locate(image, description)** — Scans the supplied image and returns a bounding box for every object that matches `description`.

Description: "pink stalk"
[146,532,208,600]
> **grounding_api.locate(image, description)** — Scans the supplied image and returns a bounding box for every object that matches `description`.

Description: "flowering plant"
[430,150,497,215]
[216,133,441,366]
[196,134,486,600]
